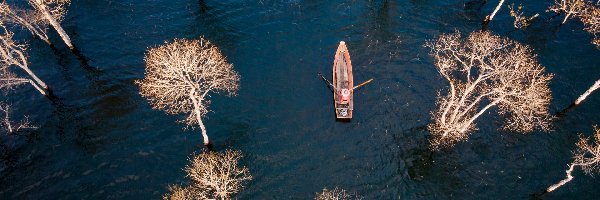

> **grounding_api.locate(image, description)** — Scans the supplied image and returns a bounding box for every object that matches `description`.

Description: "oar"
[318,73,335,92]
[352,78,374,90]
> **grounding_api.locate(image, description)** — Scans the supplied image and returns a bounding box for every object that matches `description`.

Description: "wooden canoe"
[332,41,354,119]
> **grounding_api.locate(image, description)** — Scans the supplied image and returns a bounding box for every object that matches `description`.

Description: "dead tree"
[0,24,50,96]
[28,0,73,49]
[548,0,587,24]
[580,1,600,47]
[163,185,207,200]
[315,187,362,200]
[559,4,600,114]
[483,0,505,25]
[0,102,36,134]
[0,0,73,50]
[425,31,554,150]
[136,37,240,146]
[546,126,600,192]
[163,150,252,200]
[0,2,51,45]
[508,4,539,29]
[567,79,600,110]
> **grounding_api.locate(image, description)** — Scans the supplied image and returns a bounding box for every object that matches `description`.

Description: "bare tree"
[546,126,600,192]
[136,37,239,146]
[0,24,49,96]
[0,102,36,134]
[163,150,252,200]
[508,4,539,29]
[548,0,587,24]
[315,187,362,200]
[483,0,505,25]
[163,185,207,200]
[425,31,554,150]
[28,0,73,49]
[569,79,600,108]
[0,0,73,49]
[580,1,600,47]
[559,3,600,113]
[0,2,51,45]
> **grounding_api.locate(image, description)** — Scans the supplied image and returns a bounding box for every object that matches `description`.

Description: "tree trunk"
[27,79,48,96]
[562,13,571,24]
[197,117,210,145]
[483,0,505,24]
[460,99,501,133]
[16,53,48,91]
[2,108,14,134]
[18,65,49,96]
[574,79,600,106]
[33,0,74,50]
[557,79,600,116]
[546,164,576,192]
[189,90,210,146]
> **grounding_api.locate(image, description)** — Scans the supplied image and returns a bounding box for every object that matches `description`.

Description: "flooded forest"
[1,0,599,199]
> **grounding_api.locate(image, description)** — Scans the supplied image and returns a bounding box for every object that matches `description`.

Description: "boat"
[332,41,354,119]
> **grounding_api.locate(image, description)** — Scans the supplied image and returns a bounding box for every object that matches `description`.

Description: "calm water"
[1,0,599,199]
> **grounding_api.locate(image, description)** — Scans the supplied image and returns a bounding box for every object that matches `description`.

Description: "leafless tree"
[315,187,362,200]
[136,37,239,146]
[0,102,36,134]
[483,0,505,25]
[508,4,539,29]
[0,24,49,96]
[580,1,600,47]
[559,3,600,113]
[546,126,600,192]
[569,79,600,109]
[424,30,554,150]
[548,0,587,24]
[163,150,252,200]
[29,0,73,49]
[0,2,51,45]
[0,0,73,49]
[163,185,207,200]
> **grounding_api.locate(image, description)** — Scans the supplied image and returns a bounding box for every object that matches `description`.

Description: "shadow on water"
[48,43,99,73]
[1,0,600,199]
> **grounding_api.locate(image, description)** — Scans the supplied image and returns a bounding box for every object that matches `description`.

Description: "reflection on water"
[0,0,599,199]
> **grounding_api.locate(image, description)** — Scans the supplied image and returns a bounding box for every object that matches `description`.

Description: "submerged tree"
[548,0,587,24]
[425,31,553,150]
[546,126,600,192]
[508,4,539,29]
[580,2,600,47]
[0,24,50,96]
[0,1,51,45]
[0,0,74,50]
[0,102,36,134]
[163,150,252,200]
[315,187,362,200]
[483,0,505,25]
[164,185,207,200]
[564,79,600,111]
[547,0,600,47]
[136,37,239,146]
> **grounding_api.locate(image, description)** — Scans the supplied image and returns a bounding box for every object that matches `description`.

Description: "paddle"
[318,72,335,92]
[352,78,374,91]
[319,73,373,92]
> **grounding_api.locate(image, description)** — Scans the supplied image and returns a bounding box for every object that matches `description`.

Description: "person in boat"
[339,88,351,104]
[338,88,351,117]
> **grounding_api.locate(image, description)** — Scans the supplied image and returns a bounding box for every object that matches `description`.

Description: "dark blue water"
[1,0,599,199]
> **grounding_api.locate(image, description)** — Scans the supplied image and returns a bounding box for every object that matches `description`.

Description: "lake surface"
[1,0,599,199]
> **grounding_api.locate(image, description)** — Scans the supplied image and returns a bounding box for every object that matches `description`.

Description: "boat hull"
[332,41,354,119]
